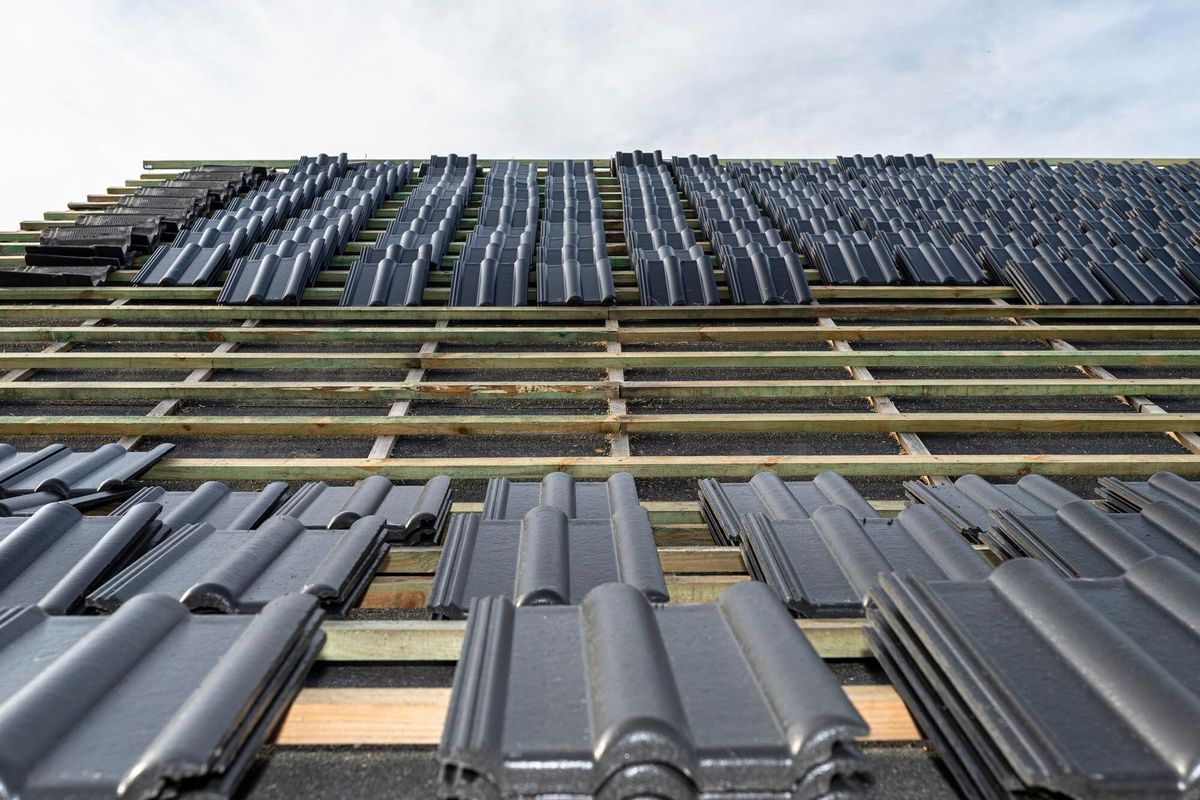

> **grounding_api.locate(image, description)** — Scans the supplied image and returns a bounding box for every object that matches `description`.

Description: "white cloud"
[1,0,1198,228]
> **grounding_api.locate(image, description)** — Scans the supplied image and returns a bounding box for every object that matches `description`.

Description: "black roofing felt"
[867,556,1200,800]
[440,581,870,799]
[88,514,389,615]
[741,504,990,617]
[0,592,324,800]
[698,470,880,546]
[427,505,666,618]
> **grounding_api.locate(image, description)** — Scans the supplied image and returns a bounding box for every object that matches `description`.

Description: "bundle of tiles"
[136,155,355,288]
[536,159,616,304]
[218,156,405,304]
[616,149,720,305]
[450,159,539,306]
[15,164,272,286]
[732,156,1200,302]
[674,154,812,304]
[867,556,1200,799]
[440,581,873,798]
[340,154,475,307]
[427,472,666,618]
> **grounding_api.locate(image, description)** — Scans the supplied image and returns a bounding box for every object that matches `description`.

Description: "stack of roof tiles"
[867,557,1200,799]
[0,444,458,798]
[341,154,475,307]
[218,155,404,304]
[450,159,539,306]
[427,472,666,618]
[441,580,872,798]
[15,165,271,286]
[674,154,812,304]
[729,155,1200,301]
[616,149,720,305]
[536,160,616,304]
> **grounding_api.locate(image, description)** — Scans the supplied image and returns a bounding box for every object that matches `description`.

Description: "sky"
[1,0,1199,229]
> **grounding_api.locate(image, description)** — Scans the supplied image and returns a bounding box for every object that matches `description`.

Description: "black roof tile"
[482,471,640,520]
[1097,471,1200,514]
[0,592,323,799]
[88,514,389,615]
[903,473,1082,542]
[110,480,289,534]
[867,556,1200,799]
[742,505,990,617]
[992,499,1200,577]
[271,475,451,545]
[0,502,161,613]
[698,470,879,546]
[339,255,431,307]
[0,443,175,499]
[427,506,666,618]
[440,580,870,798]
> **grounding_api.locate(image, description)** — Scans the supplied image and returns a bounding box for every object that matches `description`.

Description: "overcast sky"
[2,0,1198,229]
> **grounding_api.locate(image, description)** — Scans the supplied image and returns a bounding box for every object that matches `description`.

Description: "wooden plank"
[369,319,445,459]
[360,574,748,608]
[317,617,872,660]
[0,348,1194,370]
[272,685,919,745]
[605,318,630,457]
[10,411,1200,437]
[818,316,945,484]
[0,380,616,402]
[116,318,259,450]
[379,545,747,575]
[0,322,1199,345]
[144,453,1200,481]
[1,377,1197,402]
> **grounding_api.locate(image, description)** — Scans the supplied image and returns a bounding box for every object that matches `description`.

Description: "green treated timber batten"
[317,618,871,661]
[0,326,609,345]
[10,412,1200,436]
[1,303,1198,322]
[0,381,615,402]
[146,454,1200,481]
[4,378,1198,403]
[1,324,1199,345]
[0,350,1194,370]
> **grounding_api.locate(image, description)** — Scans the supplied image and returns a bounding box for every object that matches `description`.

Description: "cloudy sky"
[2,0,1198,228]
